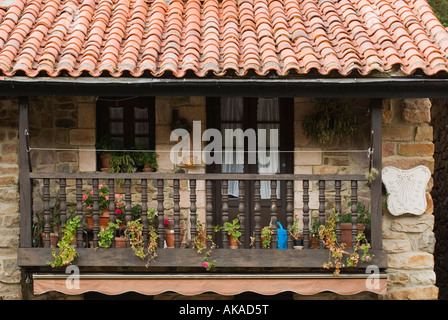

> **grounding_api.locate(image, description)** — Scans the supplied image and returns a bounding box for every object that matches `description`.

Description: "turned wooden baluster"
[76,179,83,248]
[221,180,229,249]
[92,179,100,248]
[318,180,326,249]
[302,180,310,249]
[206,180,213,248]
[173,179,181,248]
[286,180,294,249]
[141,179,148,247]
[43,178,51,248]
[254,180,261,249]
[190,179,197,243]
[108,179,117,247]
[335,180,342,243]
[238,180,245,248]
[59,178,67,228]
[124,179,132,226]
[108,179,116,223]
[157,179,165,248]
[270,180,278,249]
[351,180,359,248]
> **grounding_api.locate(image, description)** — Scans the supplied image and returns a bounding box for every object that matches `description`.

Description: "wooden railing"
[25,172,381,251]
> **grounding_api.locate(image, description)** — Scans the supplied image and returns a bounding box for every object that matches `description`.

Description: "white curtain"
[257,98,280,199]
[221,98,244,197]
[220,98,280,199]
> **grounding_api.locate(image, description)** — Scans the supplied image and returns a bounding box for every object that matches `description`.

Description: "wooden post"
[370,99,383,250]
[19,96,33,248]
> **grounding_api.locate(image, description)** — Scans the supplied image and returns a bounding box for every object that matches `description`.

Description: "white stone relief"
[382,165,431,216]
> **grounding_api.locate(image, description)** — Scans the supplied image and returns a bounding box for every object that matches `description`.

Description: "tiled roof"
[0,0,447,78]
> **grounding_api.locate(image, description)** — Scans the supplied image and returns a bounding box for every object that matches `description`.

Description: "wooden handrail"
[29,172,368,181]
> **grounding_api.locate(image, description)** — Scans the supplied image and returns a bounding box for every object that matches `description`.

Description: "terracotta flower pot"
[100,153,112,171]
[115,237,127,248]
[165,230,175,248]
[229,236,239,249]
[341,223,353,248]
[41,233,59,248]
[87,210,110,228]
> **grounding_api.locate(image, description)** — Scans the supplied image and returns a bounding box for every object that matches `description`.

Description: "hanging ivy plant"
[302,100,357,144]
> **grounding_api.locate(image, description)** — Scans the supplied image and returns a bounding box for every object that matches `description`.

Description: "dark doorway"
[206,97,294,248]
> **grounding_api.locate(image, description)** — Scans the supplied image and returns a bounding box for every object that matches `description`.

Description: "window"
[96,97,155,150]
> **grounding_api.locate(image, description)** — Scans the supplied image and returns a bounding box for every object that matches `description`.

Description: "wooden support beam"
[370,99,383,250]
[19,96,32,248]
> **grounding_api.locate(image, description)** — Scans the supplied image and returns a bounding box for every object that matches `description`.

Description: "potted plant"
[288,216,303,249]
[108,151,136,173]
[46,216,81,267]
[261,225,273,249]
[318,208,373,277]
[96,135,121,171]
[163,218,175,248]
[310,217,320,249]
[302,99,357,144]
[98,219,122,249]
[224,217,242,249]
[83,185,124,228]
[340,212,353,249]
[133,149,158,172]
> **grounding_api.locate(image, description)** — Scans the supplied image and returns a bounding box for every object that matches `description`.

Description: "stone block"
[382,99,393,123]
[77,102,96,128]
[382,142,396,157]
[387,252,434,270]
[69,129,95,146]
[294,148,322,166]
[398,143,434,156]
[78,150,96,172]
[387,285,438,300]
[383,238,412,253]
[415,126,433,142]
[390,213,434,233]
[382,126,413,141]
[402,98,431,124]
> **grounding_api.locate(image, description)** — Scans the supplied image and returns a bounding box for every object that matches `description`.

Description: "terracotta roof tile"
[0,0,447,78]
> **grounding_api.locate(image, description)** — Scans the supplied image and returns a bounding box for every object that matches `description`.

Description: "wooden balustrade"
[28,172,375,252]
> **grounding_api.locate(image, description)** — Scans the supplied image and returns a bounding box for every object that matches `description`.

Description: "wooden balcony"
[17,172,387,273]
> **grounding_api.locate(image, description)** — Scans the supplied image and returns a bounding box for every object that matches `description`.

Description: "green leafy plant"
[192,217,216,271]
[346,201,371,228]
[318,208,373,276]
[261,225,273,249]
[288,215,302,240]
[98,219,122,249]
[302,99,357,144]
[124,219,147,259]
[109,152,135,173]
[223,217,242,243]
[46,216,80,268]
[132,149,158,171]
[365,167,379,184]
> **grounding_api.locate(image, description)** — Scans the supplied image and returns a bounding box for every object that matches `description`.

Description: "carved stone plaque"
[382,165,431,216]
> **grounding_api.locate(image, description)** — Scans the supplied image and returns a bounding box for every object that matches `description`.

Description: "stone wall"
[431,98,448,300]
[0,97,21,299]
[381,98,438,300]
